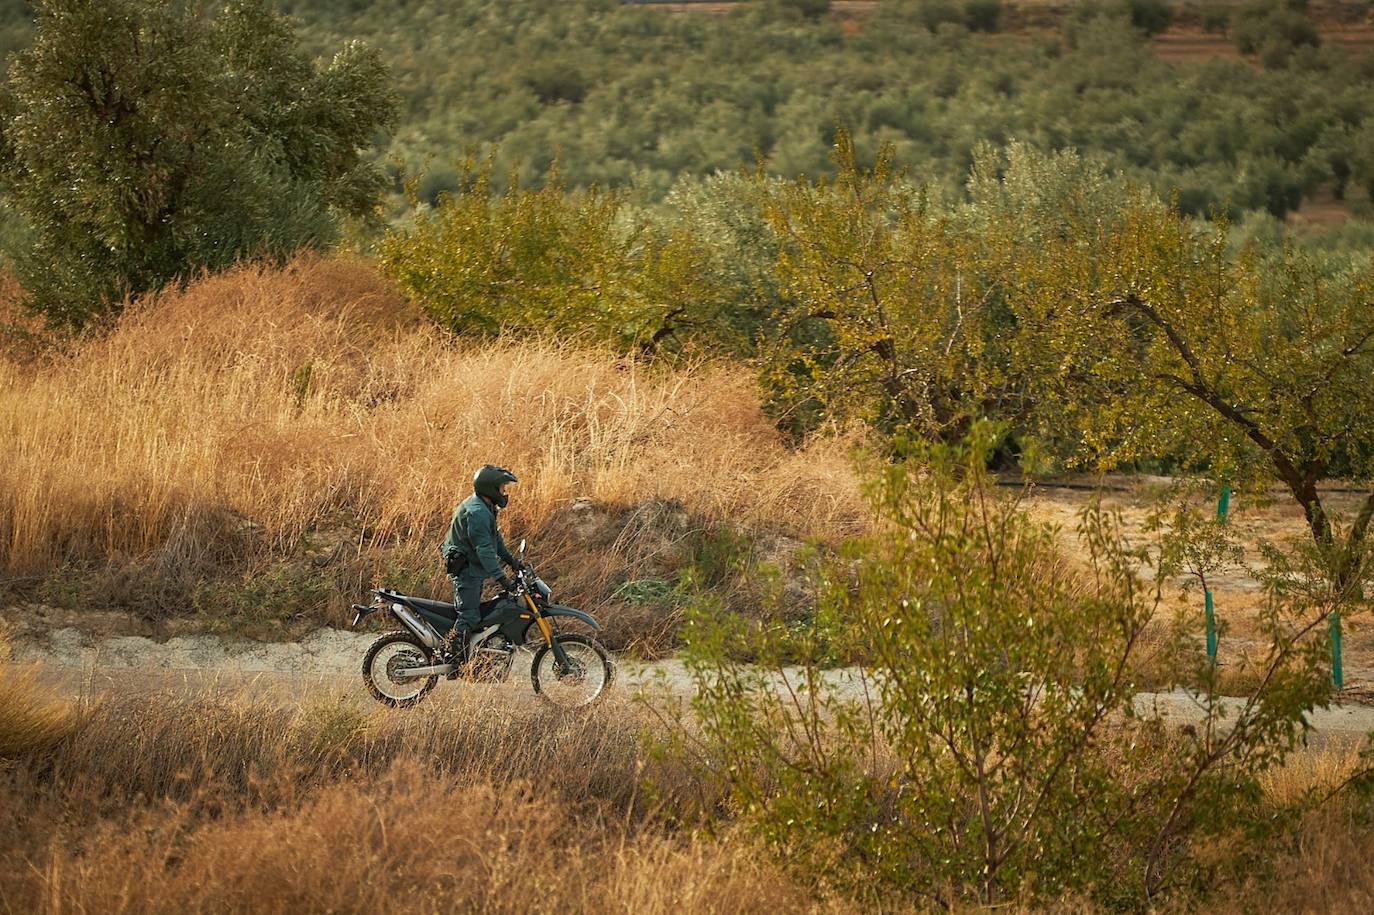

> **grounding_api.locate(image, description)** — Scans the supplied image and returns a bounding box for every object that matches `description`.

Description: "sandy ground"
[1023,480,1374,689]
[15,625,1374,751]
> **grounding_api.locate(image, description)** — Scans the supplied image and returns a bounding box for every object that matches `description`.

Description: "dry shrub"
[1259,741,1369,807]
[0,676,841,914]
[1215,800,1374,915]
[27,689,673,819]
[0,256,862,623]
[3,766,830,915]
[0,626,75,757]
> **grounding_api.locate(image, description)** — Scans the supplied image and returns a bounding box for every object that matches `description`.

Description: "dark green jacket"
[441,493,516,579]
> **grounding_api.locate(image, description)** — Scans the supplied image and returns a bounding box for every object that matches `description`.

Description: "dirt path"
[18,627,1374,750]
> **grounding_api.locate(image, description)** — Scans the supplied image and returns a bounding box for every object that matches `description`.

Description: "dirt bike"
[350,540,613,709]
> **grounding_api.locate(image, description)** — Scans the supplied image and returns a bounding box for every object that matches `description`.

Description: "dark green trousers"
[448,570,485,632]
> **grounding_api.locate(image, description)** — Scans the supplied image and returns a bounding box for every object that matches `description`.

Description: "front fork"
[526,594,575,671]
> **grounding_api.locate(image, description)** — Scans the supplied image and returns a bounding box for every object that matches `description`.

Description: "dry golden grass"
[0,626,75,757]
[2,764,835,915]
[6,628,1374,913]
[0,257,862,628]
[0,630,844,915]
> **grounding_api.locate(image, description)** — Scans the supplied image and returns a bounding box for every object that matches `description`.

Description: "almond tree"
[996,163,1374,593]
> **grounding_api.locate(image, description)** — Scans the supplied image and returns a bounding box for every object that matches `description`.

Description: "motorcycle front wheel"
[362,632,438,708]
[530,633,614,709]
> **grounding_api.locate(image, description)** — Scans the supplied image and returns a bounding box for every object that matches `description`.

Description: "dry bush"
[0,256,862,626]
[1213,799,1374,915]
[20,688,676,820]
[0,626,76,757]
[0,672,842,915]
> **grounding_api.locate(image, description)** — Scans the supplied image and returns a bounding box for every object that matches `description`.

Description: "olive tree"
[0,0,395,324]
[756,131,998,436]
[379,159,732,352]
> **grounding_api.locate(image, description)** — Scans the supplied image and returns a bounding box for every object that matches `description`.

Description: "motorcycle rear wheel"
[530,633,614,709]
[363,632,438,708]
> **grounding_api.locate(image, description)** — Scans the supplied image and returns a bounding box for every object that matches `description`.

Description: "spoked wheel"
[530,633,614,709]
[362,632,438,708]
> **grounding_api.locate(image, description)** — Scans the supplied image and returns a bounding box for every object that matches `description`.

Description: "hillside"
[0,257,860,647]
[5,0,1372,235]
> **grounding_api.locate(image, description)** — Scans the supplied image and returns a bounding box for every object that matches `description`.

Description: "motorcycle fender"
[543,604,601,631]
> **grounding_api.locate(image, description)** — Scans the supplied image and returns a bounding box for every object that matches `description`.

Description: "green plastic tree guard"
[1205,486,1231,663]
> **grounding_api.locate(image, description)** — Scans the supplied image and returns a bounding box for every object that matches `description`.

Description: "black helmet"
[473,464,518,508]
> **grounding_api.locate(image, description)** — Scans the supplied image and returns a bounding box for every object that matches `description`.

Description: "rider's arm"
[466,511,506,580]
[496,530,518,570]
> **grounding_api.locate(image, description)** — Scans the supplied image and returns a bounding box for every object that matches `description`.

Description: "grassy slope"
[0,257,861,644]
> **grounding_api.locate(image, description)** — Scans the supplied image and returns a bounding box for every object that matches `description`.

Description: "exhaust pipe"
[390,603,440,649]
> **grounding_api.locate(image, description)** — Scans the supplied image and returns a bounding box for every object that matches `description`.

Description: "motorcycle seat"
[376,588,504,624]
[401,596,458,617]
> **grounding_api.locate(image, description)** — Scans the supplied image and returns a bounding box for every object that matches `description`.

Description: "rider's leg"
[443,573,483,658]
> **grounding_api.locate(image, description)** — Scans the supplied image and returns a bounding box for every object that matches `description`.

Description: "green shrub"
[379,158,731,351]
[1198,0,1232,32]
[1233,0,1320,60]
[1126,0,1174,34]
[522,55,592,104]
[962,0,1003,32]
[762,0,832,19]
[682,432,1356,907]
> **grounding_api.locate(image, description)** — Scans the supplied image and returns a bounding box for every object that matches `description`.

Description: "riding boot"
[441,626,470,662]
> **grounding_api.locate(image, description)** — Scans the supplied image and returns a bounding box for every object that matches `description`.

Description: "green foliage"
[241,1,1374,224]
[682,434,1355,907]
[961,0,1004,33]
[756,131,992,437]
[1124,0,1175,34]
[0,0,395,324]
[759,0,832,20]
[1198,1,1232,32]
[1233,0,1321,67]
[997,157,1374,574]
[883,0,1003,33]
[378,159,735,350]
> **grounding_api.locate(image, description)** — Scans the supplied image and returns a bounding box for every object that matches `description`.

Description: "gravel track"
[17,626,1374,750]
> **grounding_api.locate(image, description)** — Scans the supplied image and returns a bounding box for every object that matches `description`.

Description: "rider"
[439,464,522,660]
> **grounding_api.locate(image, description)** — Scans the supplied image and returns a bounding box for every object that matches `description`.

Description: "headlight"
[535,578,552,599]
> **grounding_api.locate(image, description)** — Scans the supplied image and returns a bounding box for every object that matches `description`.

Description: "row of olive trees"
[380,134,1374,579]
[752,134,1374,587]
[278,0,1374,216]
[6,1,1374,326]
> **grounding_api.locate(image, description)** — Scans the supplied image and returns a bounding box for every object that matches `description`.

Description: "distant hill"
[3,1,1374,227]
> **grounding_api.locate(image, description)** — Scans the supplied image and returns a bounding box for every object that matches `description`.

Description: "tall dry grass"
[0,257,862,625]
[0,625,74,757]
[0,648,841,914]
